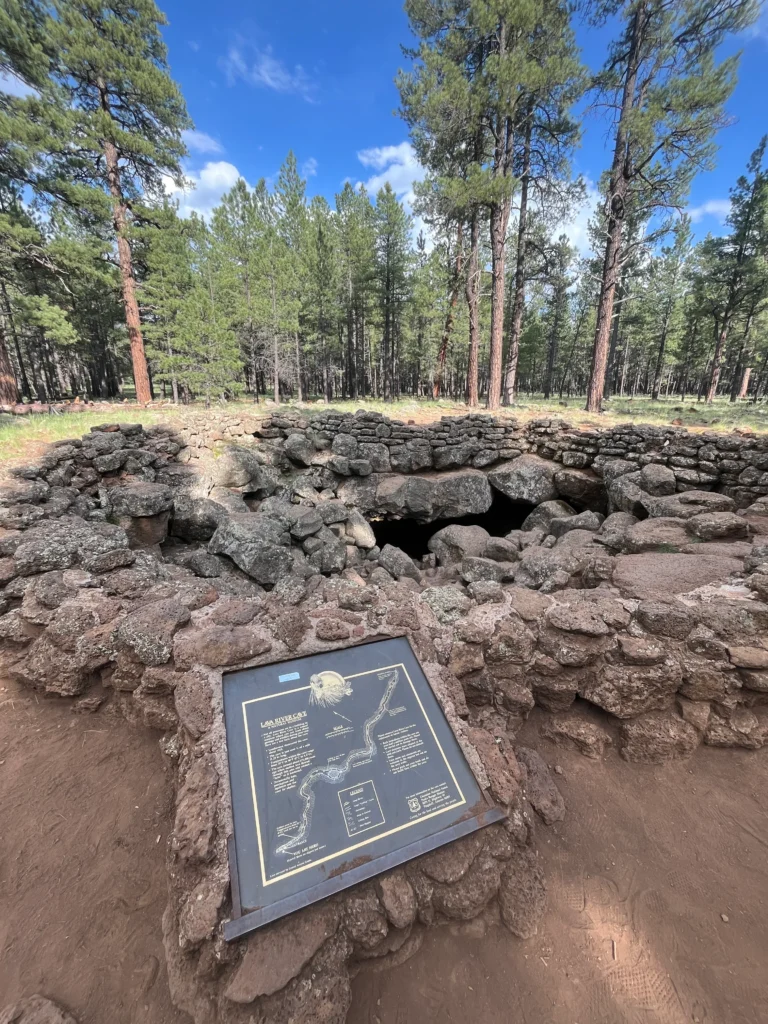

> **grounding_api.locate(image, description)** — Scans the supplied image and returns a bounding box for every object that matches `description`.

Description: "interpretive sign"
[222,635,504,940]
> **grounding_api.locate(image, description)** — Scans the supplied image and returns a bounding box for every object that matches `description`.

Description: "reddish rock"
[315,618,351,642]
[0,995,78,1024]
[619,711,700,763]
[116,599,191,666]
[431,854,501,920]
[467,726,519,807]
[174,670,213,739]
[225,905,339,1002]
[173,625,271,670]
[342,889,389,950]
[727,646,768,670]
[498,847,546,939]
[420,832,484,884]
[377,872,417,930]
[540,713,612,759]
[172,757,219,864]
[517,747,566,824]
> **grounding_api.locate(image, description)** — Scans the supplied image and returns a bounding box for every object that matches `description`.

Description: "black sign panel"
[222,636,503,940]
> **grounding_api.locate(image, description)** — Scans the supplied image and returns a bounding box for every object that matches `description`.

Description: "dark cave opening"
[369,491,531,561]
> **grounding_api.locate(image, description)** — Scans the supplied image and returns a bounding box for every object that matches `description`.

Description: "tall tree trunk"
[433,222,463,399]
[98,79,151,404]
[346,271,357,400]
[738,365,752,400]
[1,282,30,398]
[0,321,18,404]
[270,272,279,404]
[294,332,303,401]
[503,101,533,405]
[706,318,728,403]
[651,310,672,401]
[604,281,623,400]
[585,8,642,413]
[465,209,481,407]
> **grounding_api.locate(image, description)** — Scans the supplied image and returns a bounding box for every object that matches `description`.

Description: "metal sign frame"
[221,635,504,941]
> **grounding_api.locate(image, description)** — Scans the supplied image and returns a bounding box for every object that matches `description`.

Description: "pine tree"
[583,0,758,413]
[373,184,412,399]
[45,0,191,403]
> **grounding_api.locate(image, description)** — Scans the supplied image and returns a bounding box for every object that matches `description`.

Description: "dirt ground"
[0,678,186,1023]
[351,709,768,1024]
[2,686,767,1024]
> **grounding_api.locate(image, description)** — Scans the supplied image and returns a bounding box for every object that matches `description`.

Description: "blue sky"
[101,2,768,250]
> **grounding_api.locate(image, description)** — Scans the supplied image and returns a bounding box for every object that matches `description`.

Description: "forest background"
[1,0,767,418]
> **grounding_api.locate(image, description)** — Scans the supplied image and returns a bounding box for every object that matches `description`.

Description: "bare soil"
[351,709,768,1024]
[0,679,186,1023]
[2,684,767,1024]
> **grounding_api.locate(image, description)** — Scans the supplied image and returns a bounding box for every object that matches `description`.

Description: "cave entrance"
[369,490,530,560]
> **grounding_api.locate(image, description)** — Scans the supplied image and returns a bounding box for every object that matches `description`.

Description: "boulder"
[420,586,471,625]
[171,495,228,542]
[344,510,376,549]
[612,552,745,601]
[579,659,682,718]
[704,706,766,749]
[460,556,512,585]
[428,524,490,565]
[225,906,339,1003]
[104,482,173,518]
[521,500,576,533]
[622,517,690,554]
[209,514,294,586]
[378,544,420,581]
[539,713,612,759]
[516,747,565,825]
[636,599,694,639]
[640,463,677,496]
[283,432,316,466]
[597,511,638,551]
[619,711,700,763]
[642,490,736,520]
[117,599,191,666]
[498,847,546,939]
[484,537,520,562]
[338,470,492,523]
[489,455,558,505]
[550,510,604,538]
[686,511,749,541]
[174,625,271,670]
[553,467,606,510]
[607,471,645,516]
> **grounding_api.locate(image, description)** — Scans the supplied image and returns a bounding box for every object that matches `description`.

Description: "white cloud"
[688,198,731,224]
[301,156,318,178]
[165,160,244,219]
[357,142,425,201]
[0,71,37,98]
[182,129,224,155]
[221,43,316,102]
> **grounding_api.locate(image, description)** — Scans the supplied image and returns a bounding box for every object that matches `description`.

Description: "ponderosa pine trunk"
[433,221,463,399]
[487,127,514,410]
[738,365,752,399]
[503,102,533,405]
[99,81,151,405]
[585,8,642,414]
[465,209,481,407]
[0,323,17,404]
[706,319,728,403]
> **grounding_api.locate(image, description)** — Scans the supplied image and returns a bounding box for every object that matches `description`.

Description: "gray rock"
[640,463,677,496]
[208,514,294,585]
[460,556,513,584]
[378,544,420,581]
[553,467,606,510]
[358,442,391,472]
[484,536,521,562]
[117,598,191,666]
[596,511,638,551]
[307,527,347,574]
[607,470,645,516]
[686,511,749,541]
[208,446,264,488]
[428,524,490,565]
[171,495,228,542]
[420,585,471,624]
[332,433,359,458]
[344,509,376,549]
[338,470,492,523]
[489,455,558,505]
[283,432,316,466]
[521,500,575,532]
[550,510,604,537]
[642,490,736,520]
[105,482,173,518]
[468,580,504,604]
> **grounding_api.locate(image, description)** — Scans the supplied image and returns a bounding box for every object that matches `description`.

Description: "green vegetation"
[0,1,766,418]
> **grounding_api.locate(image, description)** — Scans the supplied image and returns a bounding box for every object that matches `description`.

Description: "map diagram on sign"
[275,667,399,855]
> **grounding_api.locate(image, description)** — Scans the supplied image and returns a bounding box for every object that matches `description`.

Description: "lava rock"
[619,711,701,763]
[489,455,558,506]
